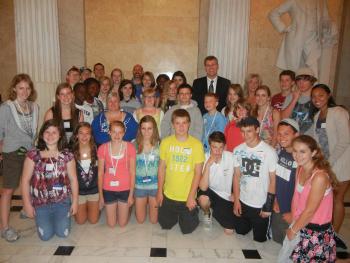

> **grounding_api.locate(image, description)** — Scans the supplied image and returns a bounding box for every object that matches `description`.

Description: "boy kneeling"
[198,131,235,234]
[233,117,277,242]
[157,109,204,234]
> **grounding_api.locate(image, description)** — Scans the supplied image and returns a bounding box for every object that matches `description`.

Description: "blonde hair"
[244,73,262,96]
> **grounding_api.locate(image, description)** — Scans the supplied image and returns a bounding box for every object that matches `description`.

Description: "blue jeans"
[34,199,71,241]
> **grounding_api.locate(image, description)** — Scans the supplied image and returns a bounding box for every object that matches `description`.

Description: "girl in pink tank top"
[284,135,337,262]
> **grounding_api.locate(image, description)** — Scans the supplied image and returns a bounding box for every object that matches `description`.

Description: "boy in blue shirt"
[271,118,299,244]
[202,93,227,153]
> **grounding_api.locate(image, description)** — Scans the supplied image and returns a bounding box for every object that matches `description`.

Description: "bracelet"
[290,226,298,235]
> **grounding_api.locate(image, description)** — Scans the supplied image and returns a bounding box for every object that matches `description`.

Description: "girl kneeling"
[98,121,136,227]
[22,120,79,241]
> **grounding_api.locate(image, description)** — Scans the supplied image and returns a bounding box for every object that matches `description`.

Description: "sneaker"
[1,227,20,242]
[335,234,348,250]
[202,210,212,230]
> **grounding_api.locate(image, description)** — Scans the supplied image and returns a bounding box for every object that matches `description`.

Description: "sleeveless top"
[292,168,333,225]
[259,107,274,145]
[76,158,98,195]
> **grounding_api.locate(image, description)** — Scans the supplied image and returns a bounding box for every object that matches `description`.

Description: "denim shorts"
[134,188,157,198]
[103,190,129,204]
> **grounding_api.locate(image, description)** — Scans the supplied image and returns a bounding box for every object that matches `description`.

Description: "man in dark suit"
[192,56,231,114]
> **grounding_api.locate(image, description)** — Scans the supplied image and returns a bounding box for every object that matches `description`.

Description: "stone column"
[14,0,61,121]
[207,0,250,84]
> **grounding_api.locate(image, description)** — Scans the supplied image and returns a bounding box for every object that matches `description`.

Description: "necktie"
[209,80,214,93]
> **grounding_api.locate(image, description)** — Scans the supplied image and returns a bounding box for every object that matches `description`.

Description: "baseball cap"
[279,118,300,133]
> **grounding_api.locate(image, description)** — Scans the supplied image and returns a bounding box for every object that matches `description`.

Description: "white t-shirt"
[233,141,277,208]
[205,151,234,201]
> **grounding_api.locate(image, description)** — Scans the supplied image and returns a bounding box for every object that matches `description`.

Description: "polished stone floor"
[0,205,349,263]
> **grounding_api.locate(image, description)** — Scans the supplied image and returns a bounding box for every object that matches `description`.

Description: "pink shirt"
[292,168,333,225]
[97,142,136,192]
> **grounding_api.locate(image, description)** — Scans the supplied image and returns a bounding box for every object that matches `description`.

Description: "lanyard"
[259,106,269,137]
[205,112,217,139]
[109,142,123,176]
[143,147,154,177]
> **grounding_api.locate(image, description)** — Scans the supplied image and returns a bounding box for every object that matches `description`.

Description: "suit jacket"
[192,76,231,114]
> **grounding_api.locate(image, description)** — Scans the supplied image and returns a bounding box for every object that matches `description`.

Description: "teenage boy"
[271,70,295,111]
[198,131,235,234]
[281,67,317,134]
[233,117,277,242]
[93,63,105,80]
[157,109,205,234]
[66,66,81,88]
[161,84,203,140]
[271,119,299,244]
[202,93,227,153]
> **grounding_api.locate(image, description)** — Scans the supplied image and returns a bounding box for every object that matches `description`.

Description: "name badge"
[64,122,71,129]
[142,176,152,183]
[110,181,119,187]
[109,167,116,175]
[46,163,54,171]
[52,184,63,191]
[321,122,326,129]
[183,148,192,155]
[148,155,155,161]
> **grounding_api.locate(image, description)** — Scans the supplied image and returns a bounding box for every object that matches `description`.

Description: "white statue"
[269,0,337,78]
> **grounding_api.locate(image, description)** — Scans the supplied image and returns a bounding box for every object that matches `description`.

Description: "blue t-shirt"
[275,148,297,214]
[91,111,138,145]
[202,111,227,152]
[135,146,159,190]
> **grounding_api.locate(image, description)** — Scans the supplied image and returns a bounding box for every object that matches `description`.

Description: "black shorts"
[103,190,129,204]
[197,188,235,229]
[158,195,199,234]
[233,201,269,242]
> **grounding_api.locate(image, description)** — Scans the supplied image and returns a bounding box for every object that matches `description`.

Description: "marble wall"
[57,0,86,81]
[84,0,200,83]
[0,0,17,101]
[247,0,343,93]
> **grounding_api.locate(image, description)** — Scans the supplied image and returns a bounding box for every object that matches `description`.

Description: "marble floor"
[0,205,349,263]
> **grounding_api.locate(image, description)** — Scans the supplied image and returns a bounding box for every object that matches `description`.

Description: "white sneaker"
[202,210,212,230]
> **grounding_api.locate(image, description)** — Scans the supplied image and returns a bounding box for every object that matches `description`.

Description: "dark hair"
[156,74,170,83]
[177,83,192,94]
[292,135,337,187]
[237,116,260,129]
[279,70,295,81]
[171,108,191,123]
[204,55,218,65]
[172,71,187,84]
[37,119,68,151]
[83,77,100,88]
[9,73,37,101]
[251,85,271,117]
[209,131,226,145]
[312,84,337,108]
[72,122,97,164]
[118,79,136,100]
[52,83,80,132]
[93,63,104,70]
[135,115,160,154]
[73,82,85,92]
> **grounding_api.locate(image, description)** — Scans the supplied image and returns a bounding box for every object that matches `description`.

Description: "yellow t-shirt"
[160,135,205,201]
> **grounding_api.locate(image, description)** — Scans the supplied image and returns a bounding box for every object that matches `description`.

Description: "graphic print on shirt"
[292,101,312,133]
[169,145,191,173]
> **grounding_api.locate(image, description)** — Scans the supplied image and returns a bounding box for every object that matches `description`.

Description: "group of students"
[0,60,349,262]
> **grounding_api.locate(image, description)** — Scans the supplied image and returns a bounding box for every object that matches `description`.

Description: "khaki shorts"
[78,193,99,205]
[2,151,25,189]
